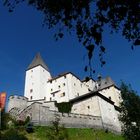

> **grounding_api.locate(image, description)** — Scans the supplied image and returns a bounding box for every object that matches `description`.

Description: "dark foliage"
[0,110,11,130]
[26,123,34,133]
[0,128,28,140]
[3,0,140,73]
[55,102,72,114]
[120,82,140,140]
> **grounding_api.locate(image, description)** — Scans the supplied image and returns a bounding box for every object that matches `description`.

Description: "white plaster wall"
[67,73,89,100]
[46,75,69,103]
[99,86,122,107]
[98,97,121,130]
[71,96,101,116]
[45,73,91,103]
[24,66,51,101]
[83,79,96,91]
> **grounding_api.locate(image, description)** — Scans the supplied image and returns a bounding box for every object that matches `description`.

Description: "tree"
[120,82,140,140]
[3,0,140,73]
[55,102,72,114]
[46,114,69,140]
[0,110,12,130]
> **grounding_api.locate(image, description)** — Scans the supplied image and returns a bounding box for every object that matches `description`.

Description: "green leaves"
[120,82,140,140]
[3,0,140,75]
[55,102,72,114]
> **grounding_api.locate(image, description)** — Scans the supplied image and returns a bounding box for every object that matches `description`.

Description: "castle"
[8,53,122,133]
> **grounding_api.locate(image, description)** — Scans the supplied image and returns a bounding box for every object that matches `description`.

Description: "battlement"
[9,95,28,101]
[8,95,28,112]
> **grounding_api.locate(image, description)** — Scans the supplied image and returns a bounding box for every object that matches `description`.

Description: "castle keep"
[8,53,122,133]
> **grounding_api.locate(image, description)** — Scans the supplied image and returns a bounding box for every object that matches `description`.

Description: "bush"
[26,123,34,133]
[1,128,28,140]
[46,115,69,140]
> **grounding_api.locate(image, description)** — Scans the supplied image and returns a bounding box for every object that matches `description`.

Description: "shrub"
[1,128,28,140]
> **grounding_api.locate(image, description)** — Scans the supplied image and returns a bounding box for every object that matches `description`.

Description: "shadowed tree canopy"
[3,0,140,73]
[120,82,140,140]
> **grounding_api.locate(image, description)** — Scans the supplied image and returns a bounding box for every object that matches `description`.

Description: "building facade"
[8,53,122,133]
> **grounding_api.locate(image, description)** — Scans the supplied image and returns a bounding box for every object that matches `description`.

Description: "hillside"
[26,127,124,140]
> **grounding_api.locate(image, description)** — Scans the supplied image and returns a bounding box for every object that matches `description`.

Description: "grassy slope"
[26,126,124,140]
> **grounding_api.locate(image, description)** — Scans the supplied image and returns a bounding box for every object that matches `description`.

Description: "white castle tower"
[24,53,52,101]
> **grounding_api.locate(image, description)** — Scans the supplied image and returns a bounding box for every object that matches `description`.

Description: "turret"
[24,53,51,101]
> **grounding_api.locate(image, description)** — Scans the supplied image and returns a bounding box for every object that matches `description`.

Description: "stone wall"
[18,102,121,134]
[8,95,28,112]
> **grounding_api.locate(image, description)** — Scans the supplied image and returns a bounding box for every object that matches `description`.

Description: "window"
[30,89,33,93]
[50,97,52,101]
[60,92,65,97]
[51,88,53,92]
[77,93,79,96]
[44,97,46,100]
[58,85,61,88]
[30,96,32,100]
[64,75,66,79]
[53,93,55,97]
[74,83,76,86]
[63,83,65,86]
[31,70,33,72]
[87,106,90,109]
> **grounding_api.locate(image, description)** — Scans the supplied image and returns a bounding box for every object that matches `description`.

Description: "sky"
[0,1,140,103]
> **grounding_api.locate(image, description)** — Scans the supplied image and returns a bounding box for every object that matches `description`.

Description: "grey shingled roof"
[97,76,115,90]
[27,53,49,71]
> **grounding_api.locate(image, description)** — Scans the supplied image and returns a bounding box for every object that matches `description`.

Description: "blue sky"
[0,1,140,102]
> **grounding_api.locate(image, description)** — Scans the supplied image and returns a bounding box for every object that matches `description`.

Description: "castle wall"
[45,73,94,103]
[8,95,28,112]
[71,96,101,116]
[99,86,122,106]
[83,79,96,91]
[46,75,70,102]
[71,95,121,132]
[67,73,90,99]
[18,102,121,133]
[43,101,58,111]
[98,97,121,132]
